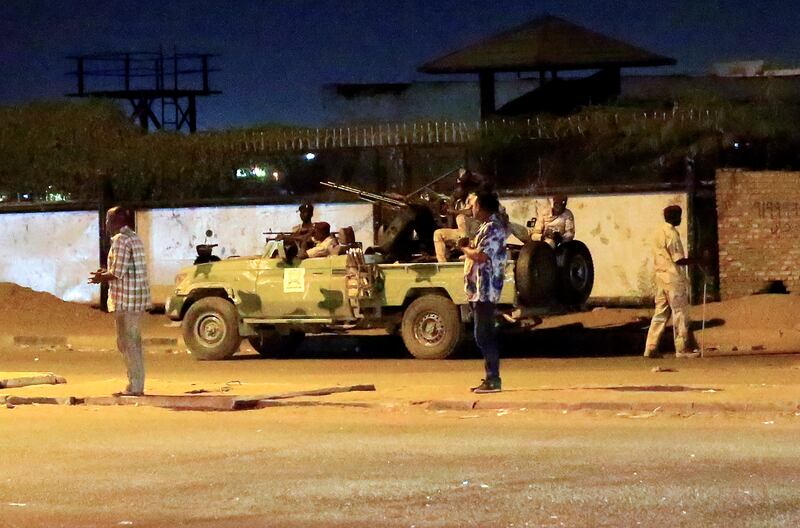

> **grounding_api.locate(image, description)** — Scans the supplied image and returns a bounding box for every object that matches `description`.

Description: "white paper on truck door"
[283,268,305,293]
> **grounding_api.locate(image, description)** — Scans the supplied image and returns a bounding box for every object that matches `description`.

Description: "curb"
[421,399,800,414]
[9,336,181,349]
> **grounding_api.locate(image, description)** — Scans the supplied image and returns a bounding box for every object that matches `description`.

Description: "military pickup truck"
[165,236,594,360]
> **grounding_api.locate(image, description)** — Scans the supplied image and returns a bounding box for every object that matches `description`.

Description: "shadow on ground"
[233,317,727,361]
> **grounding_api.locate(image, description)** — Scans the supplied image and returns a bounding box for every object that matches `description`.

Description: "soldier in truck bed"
[291,202,316,248]
[278,202,317,258]
[301,222,340,258]
[433,169,482,262]
[531,195,575,247]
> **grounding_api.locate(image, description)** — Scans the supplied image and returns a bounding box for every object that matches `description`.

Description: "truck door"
[255,253,336,320]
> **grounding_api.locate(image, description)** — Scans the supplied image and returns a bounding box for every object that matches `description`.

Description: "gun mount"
[320,168,461,262]
[320,181,406,207]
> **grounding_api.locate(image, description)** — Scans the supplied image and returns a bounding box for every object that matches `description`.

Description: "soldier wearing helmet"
[293,202,315,234]
[286,201,316,251]
[531,194,575,247]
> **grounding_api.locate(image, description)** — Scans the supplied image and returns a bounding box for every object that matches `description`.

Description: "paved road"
[2,400,799,527]
[2,343,800,526]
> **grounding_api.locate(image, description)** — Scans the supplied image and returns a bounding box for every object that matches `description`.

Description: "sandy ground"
[0,283,175,338]
[3,282,800,355]
[2,283,800,526]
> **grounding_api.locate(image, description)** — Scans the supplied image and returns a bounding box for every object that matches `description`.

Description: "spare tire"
[515,241,557,307]
[555,240,594,306]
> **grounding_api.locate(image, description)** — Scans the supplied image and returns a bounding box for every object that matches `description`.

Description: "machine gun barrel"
[403,166,461,201]
[320,181,407,207]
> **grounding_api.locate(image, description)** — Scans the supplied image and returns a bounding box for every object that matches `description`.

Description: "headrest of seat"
[338,226,356,245]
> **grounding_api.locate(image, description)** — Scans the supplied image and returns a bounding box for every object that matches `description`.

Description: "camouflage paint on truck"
[167,238,592,360]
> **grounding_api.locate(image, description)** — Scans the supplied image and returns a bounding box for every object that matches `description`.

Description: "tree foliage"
[2,97,800,205]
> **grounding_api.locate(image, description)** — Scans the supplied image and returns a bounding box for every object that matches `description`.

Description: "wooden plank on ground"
[5,396,79,406]
[0,372,67,389]
[255,400,374,409]
[234,384,377,410]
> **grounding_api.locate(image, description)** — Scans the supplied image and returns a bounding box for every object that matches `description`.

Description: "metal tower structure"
[66,49,220,133]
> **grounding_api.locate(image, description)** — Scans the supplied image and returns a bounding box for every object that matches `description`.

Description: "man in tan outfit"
[644,205,700,359]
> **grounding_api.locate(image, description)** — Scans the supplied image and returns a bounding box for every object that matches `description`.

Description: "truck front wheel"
[182,297,241,360]
[401,295,462,359]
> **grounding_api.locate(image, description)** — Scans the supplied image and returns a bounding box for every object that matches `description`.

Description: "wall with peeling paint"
[0,203,373,304]
[503,192,689,301]
[1,195,686,305]
[137,202,374,303]
[0,211,100,302]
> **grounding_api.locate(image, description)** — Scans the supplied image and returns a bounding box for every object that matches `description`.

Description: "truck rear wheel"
[182,297,241,360]
[555,240,594,306]
[515,241,557,306]
[248,330,305,358]
[401,294,462,359]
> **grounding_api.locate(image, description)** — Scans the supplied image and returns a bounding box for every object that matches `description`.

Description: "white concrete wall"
[0,210,99,302]
[0,194,686,304]
[504,192,689,300]
[0,203,373,304]
[137,202,374,303]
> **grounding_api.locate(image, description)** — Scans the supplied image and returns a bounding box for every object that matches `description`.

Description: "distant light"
[252,166,267,178]
[734,142,740,149]
[304,152,316,161]
[272,171,280,181]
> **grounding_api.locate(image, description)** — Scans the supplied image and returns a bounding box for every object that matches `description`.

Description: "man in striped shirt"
[89,207,152,396]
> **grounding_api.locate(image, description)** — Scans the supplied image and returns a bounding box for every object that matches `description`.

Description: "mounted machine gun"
[320,167,460,262]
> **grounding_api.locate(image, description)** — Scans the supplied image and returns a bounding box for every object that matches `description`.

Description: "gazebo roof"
[419,15,676,74]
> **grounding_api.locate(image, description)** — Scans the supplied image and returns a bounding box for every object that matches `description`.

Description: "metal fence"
[227,109,723,153]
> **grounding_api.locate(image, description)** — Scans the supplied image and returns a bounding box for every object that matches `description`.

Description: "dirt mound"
[536,294,800,355]
[700,294,800,329]
[0,282,113,336]
[694,294,800,353]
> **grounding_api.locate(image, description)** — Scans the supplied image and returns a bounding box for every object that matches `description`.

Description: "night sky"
[2,0,799,129]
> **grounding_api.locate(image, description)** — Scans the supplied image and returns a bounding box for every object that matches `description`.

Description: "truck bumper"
[165,295,186,321]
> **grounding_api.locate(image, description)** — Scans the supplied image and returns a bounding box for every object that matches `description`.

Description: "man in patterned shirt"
[89,206,152,396]
[644,205,700,359]
[459,191,508,393]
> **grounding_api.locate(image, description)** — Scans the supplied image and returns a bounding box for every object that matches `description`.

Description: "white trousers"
[433,214,478,262]
[114,311,145,393]
[645,281,691,354]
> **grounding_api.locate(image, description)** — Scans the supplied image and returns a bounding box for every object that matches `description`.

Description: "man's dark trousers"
[472,301,499,379]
